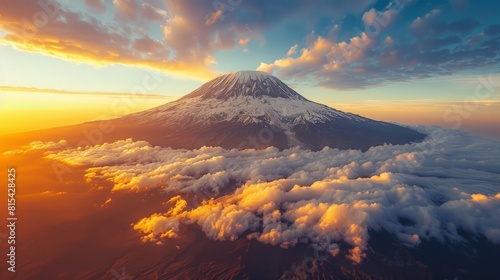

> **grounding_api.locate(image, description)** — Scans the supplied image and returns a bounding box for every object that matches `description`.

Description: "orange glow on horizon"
[0,90,172,135]
[332,101,500,140]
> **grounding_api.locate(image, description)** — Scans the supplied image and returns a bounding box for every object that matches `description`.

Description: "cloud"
[259,35,344,78]
[238,37,250,45]
[134,196,182,242]
[362,8,394,27]
[0,0,213,79]
[40,127,500,262]
[141,2,169,22]
[286,44,299,56]
[40,190,68,196]
[205,10,224,26]
[27,140,68,150]
[0,0,377,81]
[258,3,500,89]
[84,0,106,13]
[113,0,141,21]
[0,86,171,99]
[101,198,113,207]
[410,9,441,30]
[1,0,496,87]
[4,140,68,155]
[200,0,375,31]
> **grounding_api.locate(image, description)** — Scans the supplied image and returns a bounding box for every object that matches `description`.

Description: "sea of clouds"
[14,126,500,262]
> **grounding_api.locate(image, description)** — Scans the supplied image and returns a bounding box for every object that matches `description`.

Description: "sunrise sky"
[0,0,499,138]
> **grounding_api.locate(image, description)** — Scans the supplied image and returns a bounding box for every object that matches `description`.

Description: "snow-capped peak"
[126,71,367,129]
[118,70,425,151]
[224,70,273,80]
[182,70,306,100]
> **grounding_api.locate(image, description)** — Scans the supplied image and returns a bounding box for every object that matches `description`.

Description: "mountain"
[0,71,425,151]
[119,70,425,150]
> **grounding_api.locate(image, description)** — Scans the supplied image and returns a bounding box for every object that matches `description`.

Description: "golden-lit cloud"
[205,10,223,26]
[3,140,68,155]
[238,37,251,45]
[27,127,500,263]
[101,197,113,207]
[40,190,68,196]
[0,34,215,81]
[0,0,376,83]
[0,0,215,80]
[258,32,373,78]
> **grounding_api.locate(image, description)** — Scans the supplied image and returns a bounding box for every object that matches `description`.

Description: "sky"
[0,0,499,138]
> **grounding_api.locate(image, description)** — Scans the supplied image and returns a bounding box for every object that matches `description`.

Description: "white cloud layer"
[3,140,68,155]
[41,127,500,262]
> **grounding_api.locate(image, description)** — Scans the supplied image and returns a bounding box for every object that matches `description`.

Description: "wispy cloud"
[0,86,171,99]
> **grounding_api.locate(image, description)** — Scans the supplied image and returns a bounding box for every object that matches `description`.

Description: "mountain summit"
[183,70,305,100]
[120,71,425,150]
[3,71,425,150]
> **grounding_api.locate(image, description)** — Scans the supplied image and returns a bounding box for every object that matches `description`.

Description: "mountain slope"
[120,70,425,150]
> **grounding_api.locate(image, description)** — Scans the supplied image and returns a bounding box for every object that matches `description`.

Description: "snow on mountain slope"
[127,71,366,128]
[119,70,426,150]
[186,70,306,100]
